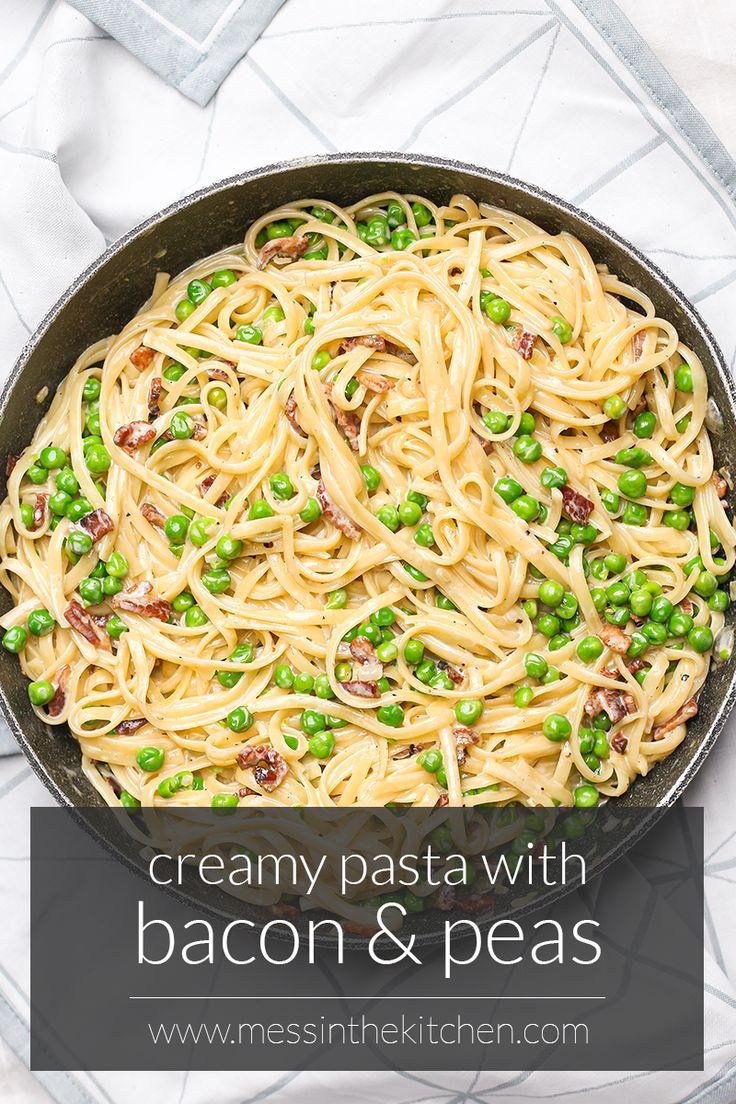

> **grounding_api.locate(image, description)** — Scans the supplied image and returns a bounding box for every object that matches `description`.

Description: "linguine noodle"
[0,191,732,811]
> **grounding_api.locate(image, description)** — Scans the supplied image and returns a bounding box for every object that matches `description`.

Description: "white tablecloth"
[1,2,736,1102]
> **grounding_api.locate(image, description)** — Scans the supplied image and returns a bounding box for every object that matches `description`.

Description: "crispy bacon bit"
[435,793,450,808]
[130,346,155,371]
[584,687,636,725]
[355,369,394,393]
[47,665,70,718]
[652,697,698,741]
[473,431,494,456]
[350,637,378,665]
[147,377,162,422]
[111,581,172,622]
[432,884,456,911]
[65,600,111,652]
[324,382,361,451]
[561,483,594,523]
[5,454,17,477]
[339,335,387,354]
[32,493,48,531]
[284,393,306,438]
[192,422,207,441]
[600,421,619,443]
[631,331,646,360]
[113,421,157,453]
[116,717,148,735]
[512,328,537,359]
[206,367,229,382]
[438,660,463,686]
[236,745,288,792]
[392,742,423,760]
[198,473,217,497]
[256,232,309,270]
[611,732,629,754]
[680,597,694,617]
[598,623,632,655]
[343,680,379,698]
[141,502,166,529]
[454,725,479,766]
[316,479,361,540]
[79,508,114,544]
[237,785,258,798]
[712,471,728,499]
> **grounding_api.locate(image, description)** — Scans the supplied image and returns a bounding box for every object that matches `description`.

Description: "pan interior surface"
[1,152,734,810]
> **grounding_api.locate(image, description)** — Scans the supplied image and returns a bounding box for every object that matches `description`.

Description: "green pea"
[511,494,540,521]
[163,362,187,382]
[119,790,141,809]
[494,476,524,504]
[226,707,253,733]
[539,579,564,608]
[414,522,435,547]
[513,435,542,464]
[708,589,729,612]
[483,409,510,434]
[621,501,647,526]
[663,509,690,531]
[403,563,428,583]
[606,580,629,607]
[455,698,483,725]
[618,469,647,498]
[514,686,534,708]
[603,395,627,420]
[78,577,102,605]
[187,518,213,547]
[54,468,78,496]
[543,713,572,741]
[2,626,27,653]
[629,589,653,617]
[549,534,574,561]
[537,613,560,637]
[27,464,47,485]
[39,446,67,470]
[66,530,93,558]
[540,465,567,490]
[202,568,231,594]
[249,500,274,520]
[262,305,285,325]
[402,639,424,665]
[19,503,34,529]
[171,592,194,614]
[215,535,243,560]
[274,664,294,689]
[540,666,560,684]
[187,279,212,305]
[85,444,110,473]
[398,500,422,526]
[169,412,193,440]
[627,630,649,658]
[589,587,606,612]
[312,351,331,371]
[82,377,101,402]
[299,497,321,523]
[600,488,620,515]
[579,730,595,755]
[207,386,228,411]
[486,297,511,324]
[391,227,417,251]
[364,215,390,247]
[524,652,548,679]
[175,299,195,322]
[606,606,629,627]
[676,415,691,433]
[647,595,672,623]
[309,730,336,759]
[406,490,429,510]
[211,269,237,288]
[522,599,538,619]
[688,625,713,653]
[377,704,404,727]
[100,575,122,597]
[589,559,609,581]
[603,552,626,575]
[162,515,188,544]
[577,635,603,663]
[615,447,651,468]
[46,491,69,517]
[326,588,347,610]
[183,605,208,627]
[293,672,315,694]
[435,593,457,612]
[693,570,717,598]
[675,364,693,392]
[574,784,599,808]
[105,614,127,639]
[419,748,442,773]
[550,316,573,344]
[361,465,381,493]
[641,621,668,644]
[211,793,239,814]
[633,410,656,438]
[300,709,326,736]
[235,324,263,345]
[549,632,571,651]
[313,674,335,700]
[137,746,164,772]
[377,505,400,532]
[28,679,55,706]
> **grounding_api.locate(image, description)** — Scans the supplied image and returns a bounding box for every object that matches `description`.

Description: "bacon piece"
[5,455,17,477]
[604,656,646,679]
[343,680,379,698]
[561,483,594,523]
[32,493,48,531]
[631,330,646,360]
[147,377,162,422]
[113,421,156,453]
[256,232,309,270]
[284,393,306,437]
[385,341,416,364]
[432,884,456,911]
[597,623,632,655]
[435,793,449,808]
[512,328,537,359]
[237,785,258,798]
[652,697,698,742]
[611,732,629,754]
[131,346,155,371]
[236,745,288,792]
[392,742,423,761]
[712,471,728,499]
[47,665,70,718]
[438,660,463,686]
[116,717,148,735]
[584,687,636,725]
[680,598,694,617]
[65,600,111,652]
[339,335,386,354]
[111,581,172,622]
[350,637,378,665]
[355,369,394,393]
[192,422,207,441]
[206,367,229,382]
[454,725,479,766]
[600,421,619,443]
[473,431,493,456]
[79,508,114,544]
[324,382,360,451]
[316,479,361,540]
[141,502,166,529]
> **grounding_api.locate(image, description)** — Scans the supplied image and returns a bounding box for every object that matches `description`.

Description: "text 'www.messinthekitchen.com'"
[146,1015,590,1049]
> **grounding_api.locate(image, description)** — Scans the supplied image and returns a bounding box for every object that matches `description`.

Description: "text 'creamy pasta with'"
[0,192,732,810]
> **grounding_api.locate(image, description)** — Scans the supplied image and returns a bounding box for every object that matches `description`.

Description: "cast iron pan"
[1,153,735,812]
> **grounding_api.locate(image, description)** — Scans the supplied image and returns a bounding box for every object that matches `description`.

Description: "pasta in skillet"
[0,192,732,810]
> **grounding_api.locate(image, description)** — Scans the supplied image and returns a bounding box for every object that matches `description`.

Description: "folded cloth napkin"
[1,1,736,1102]
[67,0,287,104]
